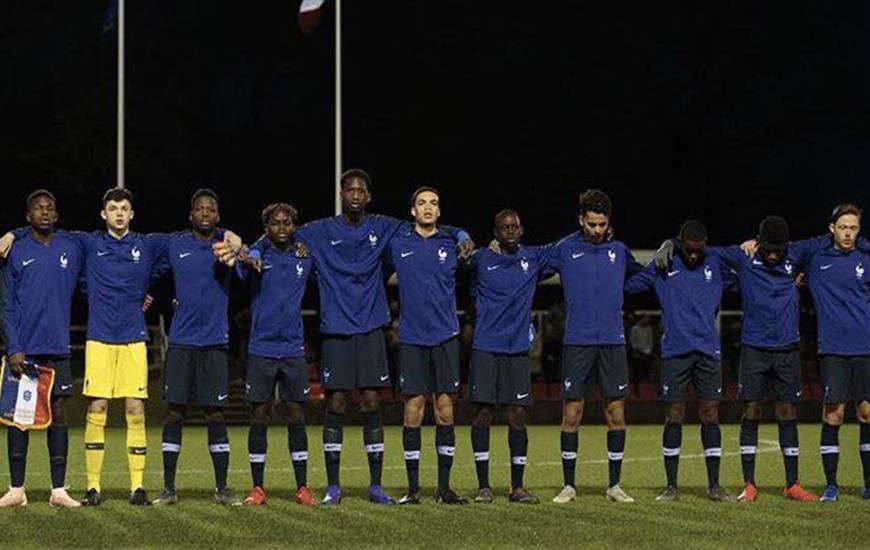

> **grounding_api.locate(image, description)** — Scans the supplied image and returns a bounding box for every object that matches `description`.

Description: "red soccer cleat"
[737,483,757,503]
[295,485,318,506]
[784,483,818,502]
[243,486,267,506]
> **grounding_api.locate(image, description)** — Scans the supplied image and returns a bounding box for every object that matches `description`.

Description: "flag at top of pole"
[298,0,326,35]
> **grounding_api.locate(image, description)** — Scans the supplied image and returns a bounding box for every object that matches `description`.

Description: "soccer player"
[657,216,818,502]
[466,209,553,504]
[626,220,733,502]
[0,190,83,508]
[386,187,467,505]
[151,189,244,506]
[546,189,642,504]
[234,203,317,506]
[251,169,471,505]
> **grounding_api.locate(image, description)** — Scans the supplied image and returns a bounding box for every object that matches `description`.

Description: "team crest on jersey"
[437,247,448,262]
[857,263,865,279]
[296,262,304,278]
[520,258,529,273]
[703,265,713,282]
[368,232,378,247]
[131,246,141,262]
[59,253,69,269]
[607,249,617,264]
[784,261,793,275]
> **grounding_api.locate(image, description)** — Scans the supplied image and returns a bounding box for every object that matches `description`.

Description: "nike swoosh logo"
[572,252,585,259]
[217,393,228,401]
[22,259,36,266]
[179,252,192,258]
[516,393,529,399]
[379,374,389,381]
[60,384,73,390]
[330,239,343,245]
[97,251,110,256]
[487,265,500,271]
[303,387,311,395]
[752,259,764,265]
[667,270,681,277]
[262,264,273,270]
[137,386,147,392]
[618,383,629,390]
[820,264,832,270]
[401,251,414,258]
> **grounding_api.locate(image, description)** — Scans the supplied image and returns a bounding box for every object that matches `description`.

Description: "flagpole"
[334,0,342,215]
[116,0,125,189]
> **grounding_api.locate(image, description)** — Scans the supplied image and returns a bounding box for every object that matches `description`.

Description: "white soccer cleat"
[552,485,577,504]
[49,487,82,508]
[0,487,28,508]
[605,484,635,503]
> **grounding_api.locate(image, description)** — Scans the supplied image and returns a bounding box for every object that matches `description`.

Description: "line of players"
[1,170,868,508]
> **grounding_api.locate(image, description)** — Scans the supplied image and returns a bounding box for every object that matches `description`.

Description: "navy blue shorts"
[320,329,390,390]
[738,345,801,403]
[561,345,629,400]
[820,354,870,405]
[245,354,309,404]
[660,353,722,402]
[399,338,460,396]
[163,345,229,408]
[31,355,73,399]
[469,350,532,406]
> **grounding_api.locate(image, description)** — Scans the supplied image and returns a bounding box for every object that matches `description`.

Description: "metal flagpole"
[116,0,125,189]
[334,0,342,214]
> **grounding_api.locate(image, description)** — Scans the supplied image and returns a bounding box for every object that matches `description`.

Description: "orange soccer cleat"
[737,483,757,503]
[783,483,818,502]
[295,485,318,506]
[243,486,267,506]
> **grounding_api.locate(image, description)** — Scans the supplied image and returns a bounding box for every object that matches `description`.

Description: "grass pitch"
[0,424,866,548]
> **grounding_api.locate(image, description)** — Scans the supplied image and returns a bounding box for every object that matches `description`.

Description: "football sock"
[662,422,682,488]
[363,413,385,486]
[161,420,182,490]
[607,429,626,488]
[560,430,578,488]
[47,424,69,489]
[288,423,308,489]
[436,424,455,492]
[323,413,343,487]
[778,419,800,488]
[471,425,490,489]
[509,427,528,489]
[248,423,267,488]
[403,426,422,493]
[84,411,107,492]
[207,421,230,491]
[126,413,147,492]
[859,421,870,489]
[8,427,28,488]
[700,423,722,488]
[820,422,840,487]
[739,418,758,484]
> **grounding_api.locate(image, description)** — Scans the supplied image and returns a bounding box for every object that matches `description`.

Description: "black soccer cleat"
[81,488,102,507]
[434,488,469,505]
[129,487,152,506]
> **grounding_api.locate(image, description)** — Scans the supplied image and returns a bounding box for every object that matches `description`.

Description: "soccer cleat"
[0,487,27,508]
[706,485,732,502]
[434,488,469,505]
[367,485,396,505]
[819,485,839,503]
[737,483,758,503]
[655,486,678,502]
[81,488,102,507]
[321,485,342,506]
[605,484,635,503]
[552,485,577,504]
[783,483,818,502]
[295,486,318,506]
[214,488,242,506]
[243,486,267,506]
[398,491,421,505]
[475,487,494,504]
[151,488,178,506]
[509,487,540,504]
[129,488,151,506]
[49,487,81,508]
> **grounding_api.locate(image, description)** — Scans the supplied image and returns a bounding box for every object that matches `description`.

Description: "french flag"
[298,0,326,35]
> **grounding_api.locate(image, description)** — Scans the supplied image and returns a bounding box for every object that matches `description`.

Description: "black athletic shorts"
[30,355,73,399]
[320,329,390,390]
[738,345,801,403]
[820,354,870,405]
[469,350,532,406]
[399,338,460,396]
[660,352,722,403]
[245,354,309,404]
[163,345,229,407]
[561,345,629,400]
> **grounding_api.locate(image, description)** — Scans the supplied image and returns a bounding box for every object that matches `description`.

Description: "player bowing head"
[756,215,789,266]
[678,219,707,268]
[578,189,612,244]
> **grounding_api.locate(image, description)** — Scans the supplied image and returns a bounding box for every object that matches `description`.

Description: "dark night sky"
[3,1,870,247]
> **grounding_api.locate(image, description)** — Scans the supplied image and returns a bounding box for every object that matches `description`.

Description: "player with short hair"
[547,189,643,504]
[388,186,467,505]
[466,209,554,504]
[627,220,733,502]
[0,190,84,508]
[234,202,317,506]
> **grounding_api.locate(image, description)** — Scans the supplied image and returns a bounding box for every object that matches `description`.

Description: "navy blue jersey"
[386,227,459,346]
[236,239,312,359]
[545,233,643,346]
[2,232,84,356]
[469,245,555,354]
[625,256,734,359]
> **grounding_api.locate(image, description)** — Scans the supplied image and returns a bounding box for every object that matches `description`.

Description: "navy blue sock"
[509,428,528,489]
[778,420,799,488]
[248,424,268,488]
[8,427,28,488]
[207,421,230,491]
[436,424,455,492]
[662,422,682,487]
[323,413,343,487]
[607,429,626,488]
[860,422,870,489]
[47,424,69,489]
[161,420,182,490]
[288,423,308,488]
[700,423,722,488]
[363,413,384,487]
[560,431,578,488]
[820,422,840,487]
[471,425,490,489]
[403,426,422,493]
[739,418,758,484]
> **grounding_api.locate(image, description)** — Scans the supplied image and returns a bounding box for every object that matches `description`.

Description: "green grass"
[0,424,866,548]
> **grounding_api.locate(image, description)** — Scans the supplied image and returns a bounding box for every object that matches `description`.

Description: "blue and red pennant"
[0,360,55,430]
